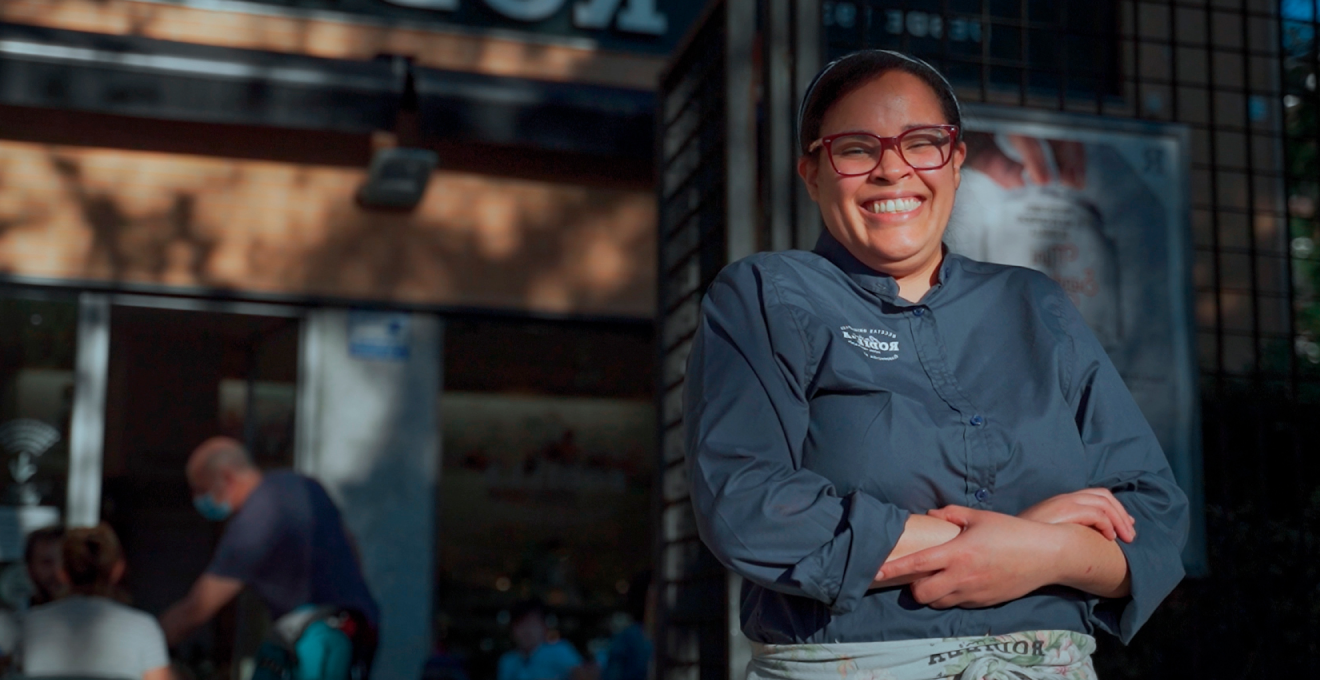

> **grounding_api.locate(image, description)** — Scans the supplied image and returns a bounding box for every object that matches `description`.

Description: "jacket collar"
[812,229,959,306]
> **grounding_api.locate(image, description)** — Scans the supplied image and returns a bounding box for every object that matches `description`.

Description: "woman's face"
[798,70,966,280]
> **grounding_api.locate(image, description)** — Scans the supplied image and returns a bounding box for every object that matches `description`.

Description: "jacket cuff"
[1089,531,1186,644]
[790,492,910,614]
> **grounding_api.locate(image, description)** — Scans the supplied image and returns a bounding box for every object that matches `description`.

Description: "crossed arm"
[872,489,1134,608]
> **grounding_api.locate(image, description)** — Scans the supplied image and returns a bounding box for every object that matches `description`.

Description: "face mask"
[193,493,232,522]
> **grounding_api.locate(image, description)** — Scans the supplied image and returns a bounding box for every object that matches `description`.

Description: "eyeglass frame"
[805,125,961,176]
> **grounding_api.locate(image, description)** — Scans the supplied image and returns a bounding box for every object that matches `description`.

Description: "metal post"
[763,0,795,252]
[792,0,822,248]
[726,0,758,263]
[66,293,109,528]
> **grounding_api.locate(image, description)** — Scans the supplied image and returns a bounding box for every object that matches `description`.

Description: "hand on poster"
[964,132,1086,190]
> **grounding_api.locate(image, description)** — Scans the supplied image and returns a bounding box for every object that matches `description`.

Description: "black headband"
[796,50,962,147]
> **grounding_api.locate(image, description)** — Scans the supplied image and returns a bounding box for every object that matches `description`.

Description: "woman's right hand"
[872,514,963,588]
[1018,488,1136,542]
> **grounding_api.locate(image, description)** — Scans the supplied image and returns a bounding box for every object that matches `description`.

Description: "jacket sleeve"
[1047,291,1190,644]
[683,260,910,614]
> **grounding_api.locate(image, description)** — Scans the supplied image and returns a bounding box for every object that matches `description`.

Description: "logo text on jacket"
[840,326,900,361]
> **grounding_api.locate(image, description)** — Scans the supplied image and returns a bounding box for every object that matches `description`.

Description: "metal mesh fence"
[655,4,735,679]
[820,0,1314,398]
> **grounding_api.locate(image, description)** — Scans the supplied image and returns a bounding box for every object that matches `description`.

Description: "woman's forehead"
[820,71,947,134]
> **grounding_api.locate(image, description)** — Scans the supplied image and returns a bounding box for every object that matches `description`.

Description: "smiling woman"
[683,50,1190,680]
[796,66,964,302]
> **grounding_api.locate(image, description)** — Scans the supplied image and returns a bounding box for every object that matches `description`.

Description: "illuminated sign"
[386,0,665,31]
[172,0,697,54]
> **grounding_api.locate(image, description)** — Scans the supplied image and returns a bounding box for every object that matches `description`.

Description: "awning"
[415,67,654,158]
[0,21,656,160]
[0,22,405,133]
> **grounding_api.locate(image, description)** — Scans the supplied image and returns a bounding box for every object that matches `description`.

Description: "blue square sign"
[347,311,411,361]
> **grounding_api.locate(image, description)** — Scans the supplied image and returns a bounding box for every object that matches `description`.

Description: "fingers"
[908,572,960,609]
[1084,513,1117,541]
[909,574,997,609]
[1021,489,1137,543]
[1008,135,1051,185]
[971,153,1027,189]
[1068,495,1126,538]
[1075,489,1136,541]
[927,505,973,527]
[1048,140,1087,188]
[879,544,951,582]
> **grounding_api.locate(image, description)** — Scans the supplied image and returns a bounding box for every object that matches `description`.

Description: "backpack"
[251,606,374,680]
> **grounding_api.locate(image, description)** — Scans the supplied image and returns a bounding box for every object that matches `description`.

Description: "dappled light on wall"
[0,141,657,317]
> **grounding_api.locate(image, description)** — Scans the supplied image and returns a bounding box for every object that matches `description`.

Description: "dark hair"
[63,523,123,595]
[509,597,546,626]
[24,525,65,565]
[797,50,962,155]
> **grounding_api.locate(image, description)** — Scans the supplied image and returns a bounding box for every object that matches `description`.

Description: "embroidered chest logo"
[840,326,901,361]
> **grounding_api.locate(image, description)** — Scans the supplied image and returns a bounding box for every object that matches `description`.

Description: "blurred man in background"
[160,437,378,679]
[498,599,585,680]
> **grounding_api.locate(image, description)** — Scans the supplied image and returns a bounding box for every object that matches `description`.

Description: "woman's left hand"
[1019,488,1136,542]
[876,505,1072,609]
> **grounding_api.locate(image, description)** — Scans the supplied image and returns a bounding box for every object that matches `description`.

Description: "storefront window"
[434,318,655,680]
[0,295,78,585]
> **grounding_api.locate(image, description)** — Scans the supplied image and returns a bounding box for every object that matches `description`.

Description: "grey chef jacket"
[683,231,1189,646]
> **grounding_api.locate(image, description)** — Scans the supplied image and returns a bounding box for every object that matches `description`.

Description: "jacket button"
[975,488,990,502]
[913,308,925,317]
[970,415,985,426]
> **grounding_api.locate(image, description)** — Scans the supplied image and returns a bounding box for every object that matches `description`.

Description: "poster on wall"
[946,104,1206,574]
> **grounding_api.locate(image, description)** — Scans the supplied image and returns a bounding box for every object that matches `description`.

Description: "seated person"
[26,526,66,607]
[498,599,584,680]
[20,523,171,680]
[0,527,65,673]
[599,572,652,680]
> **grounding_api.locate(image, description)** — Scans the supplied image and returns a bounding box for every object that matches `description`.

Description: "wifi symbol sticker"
[0,419,60,498]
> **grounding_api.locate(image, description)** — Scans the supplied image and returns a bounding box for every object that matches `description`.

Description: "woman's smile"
[860,195,925,218]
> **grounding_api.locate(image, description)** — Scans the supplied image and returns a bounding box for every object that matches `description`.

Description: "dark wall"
[1097,385,1320,677]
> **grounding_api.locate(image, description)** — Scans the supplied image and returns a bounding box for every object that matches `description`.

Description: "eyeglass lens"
[829,128,955,174]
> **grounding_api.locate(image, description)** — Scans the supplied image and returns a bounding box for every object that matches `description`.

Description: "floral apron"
[746,630,1097,680]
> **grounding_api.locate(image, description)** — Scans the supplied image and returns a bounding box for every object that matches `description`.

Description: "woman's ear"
[56,566,71,586]
[797,155,822,202]
[951,140,967,189]
[110,559,126,586]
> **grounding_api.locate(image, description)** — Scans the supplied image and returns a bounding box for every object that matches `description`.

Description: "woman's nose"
[870,144,913,181]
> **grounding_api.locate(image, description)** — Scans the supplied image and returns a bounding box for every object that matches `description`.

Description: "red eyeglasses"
[806,125,960,175]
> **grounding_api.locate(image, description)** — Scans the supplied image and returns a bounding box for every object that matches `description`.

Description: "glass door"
[96,301,300,677]
[0,294,79,607]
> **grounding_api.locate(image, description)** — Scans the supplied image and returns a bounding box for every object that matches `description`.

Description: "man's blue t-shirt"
[207,471,379,626]
[497,641,582,680]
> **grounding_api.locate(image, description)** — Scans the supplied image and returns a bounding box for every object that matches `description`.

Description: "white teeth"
[867,198,920,214]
